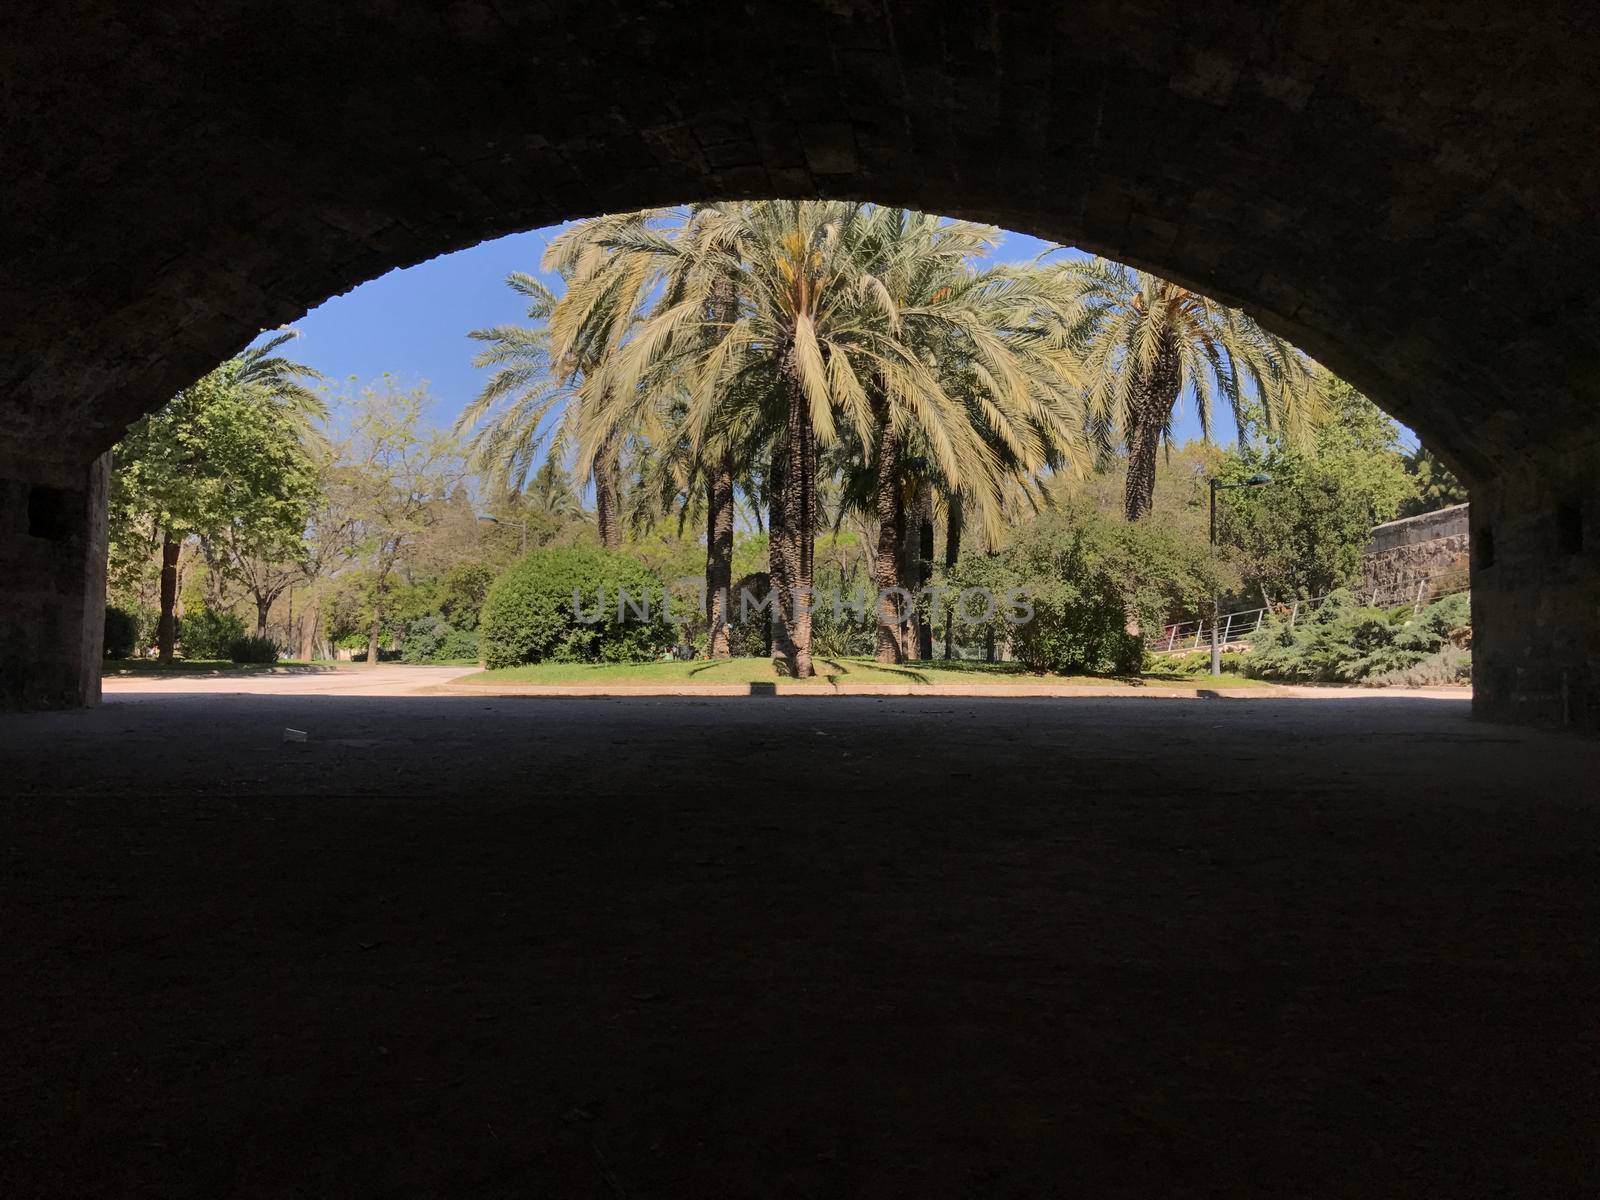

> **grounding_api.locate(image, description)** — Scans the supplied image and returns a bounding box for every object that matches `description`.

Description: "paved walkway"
[101,663,474,698]
[103,664,1473,702]
[4,692,1591,1196]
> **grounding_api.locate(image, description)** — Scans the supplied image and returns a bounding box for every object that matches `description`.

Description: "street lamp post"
[477,514,527,554]
[1208,472,1273,676]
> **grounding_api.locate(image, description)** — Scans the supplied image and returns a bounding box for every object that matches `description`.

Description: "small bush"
[226,634,279,664]
[1367,645,1471,687]
[1164,649,1246,676]
[479,546,670,668]
[180,606,248,659]
[104,605,139,658]
[400,615,481,663]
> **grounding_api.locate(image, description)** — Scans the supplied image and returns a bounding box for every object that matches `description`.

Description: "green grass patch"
[103,659,344,677]
[463,656,1270,688]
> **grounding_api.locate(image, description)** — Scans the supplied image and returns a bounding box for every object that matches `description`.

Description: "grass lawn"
[463,655,1269,688]
[103,659,346,677]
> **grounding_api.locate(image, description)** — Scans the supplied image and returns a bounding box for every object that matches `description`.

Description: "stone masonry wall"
[1360,505,1470,607]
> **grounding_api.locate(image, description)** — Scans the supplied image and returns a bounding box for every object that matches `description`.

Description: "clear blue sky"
[280,220,1284,449]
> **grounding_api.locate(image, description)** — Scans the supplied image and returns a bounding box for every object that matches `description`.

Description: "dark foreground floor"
[2,695,1596,1197]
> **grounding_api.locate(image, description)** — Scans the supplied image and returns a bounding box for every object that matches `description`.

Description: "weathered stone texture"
[0,456,109,710]
[1361,505,1470,606]
[0,2,1598,722]
[1472,439,1600,731]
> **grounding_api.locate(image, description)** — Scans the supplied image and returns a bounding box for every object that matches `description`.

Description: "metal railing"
[1147,568,1471,656]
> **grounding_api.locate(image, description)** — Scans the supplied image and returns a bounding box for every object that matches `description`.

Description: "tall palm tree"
[1054,259,1318,521]
[834,209,1090,661]
[460,223,658,548]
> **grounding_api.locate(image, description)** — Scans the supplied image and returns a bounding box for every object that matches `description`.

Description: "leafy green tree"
[326,381,464,664]
[1053,259,1318,521]
[1218,377,1416,601]
[110,331,323,661]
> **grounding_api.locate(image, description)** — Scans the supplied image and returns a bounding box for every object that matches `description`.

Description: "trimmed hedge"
[104,605,140,658]
[226,634,280,664]
[479,546,671,669]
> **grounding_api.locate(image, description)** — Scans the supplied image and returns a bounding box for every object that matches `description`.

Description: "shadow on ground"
[2,695,1595,1197]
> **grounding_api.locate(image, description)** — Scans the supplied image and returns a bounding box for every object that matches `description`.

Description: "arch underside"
[3,1,1599,483]
[1,1,1597,726]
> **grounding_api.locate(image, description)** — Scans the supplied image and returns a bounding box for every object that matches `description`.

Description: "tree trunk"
[594,429,621,549]
[705,453,735,658]
[365,607,383,667]
[943,493,962,660]
[771,360,814,678]
[1123,336,1183,522]
[765,452,783,660]
[297,595,321,661]
[156,531,180,663]
[255,595,272,638]
[915,482,935,660]
[872,408,904,664]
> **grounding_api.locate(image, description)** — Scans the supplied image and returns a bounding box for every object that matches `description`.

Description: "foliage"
[479,546,671,668]
[111,333,324,553]
[951,503,1223,674]
[104,606,140,659]
[226,635,280,664]
[180,606,248,659]
[399,615,481,663]
[436,562,496,631]
[325,381,465,658]
[1399,446,1469,517]
[1244,590,1470,683]
[1163,650,1247,676]
[1367,645,1472,687]
[1217,379,1416,601]
[1050,257,1317,520]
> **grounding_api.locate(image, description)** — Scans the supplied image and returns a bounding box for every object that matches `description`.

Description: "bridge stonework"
[0,2,1598,727]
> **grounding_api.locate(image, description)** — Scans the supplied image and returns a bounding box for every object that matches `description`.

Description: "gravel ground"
[2,693,1596,1197]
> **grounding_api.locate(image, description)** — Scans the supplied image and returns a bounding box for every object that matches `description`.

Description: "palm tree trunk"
[705,453,735,658]
[1123,338,1182,522]
[594,429,620,549]
[771,360,814,678]
[914,482,935,660]
[943,493,962,660]
[156,531,180,663]
[764,454,784,662]
[872,409,903,664]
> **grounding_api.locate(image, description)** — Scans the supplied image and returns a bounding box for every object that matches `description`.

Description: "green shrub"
[103,605,139,658]
[950,503,1221,676]
[479,546,670,668]
[226,634,279,664]
[400,615,481,663]
[1164,649,1246,676]
[1367,645,1471,687]
[180,606,248,659]
[1244,590,1470,683]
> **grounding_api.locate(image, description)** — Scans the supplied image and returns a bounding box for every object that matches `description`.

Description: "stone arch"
[2,1,1596,722]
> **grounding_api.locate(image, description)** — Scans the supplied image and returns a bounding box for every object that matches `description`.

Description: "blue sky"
[282,220,1221,447]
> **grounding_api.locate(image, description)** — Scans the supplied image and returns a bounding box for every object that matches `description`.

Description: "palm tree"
[1054,259,1318,522]
[524,457,580,520]
[460,223,658,548]
[832,209,1090,661]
